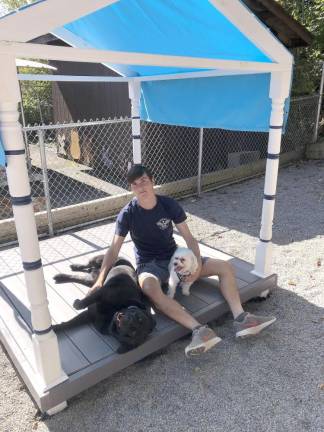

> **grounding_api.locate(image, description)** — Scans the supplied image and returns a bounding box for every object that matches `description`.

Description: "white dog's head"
[172,248,198,275]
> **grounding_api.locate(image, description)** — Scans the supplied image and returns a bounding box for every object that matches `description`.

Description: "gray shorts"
[137,256,209,286]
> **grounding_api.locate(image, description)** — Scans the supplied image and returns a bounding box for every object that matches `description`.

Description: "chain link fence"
[0,94,321,240]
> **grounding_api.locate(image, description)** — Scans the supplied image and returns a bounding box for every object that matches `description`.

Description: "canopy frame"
[0,0,292,415]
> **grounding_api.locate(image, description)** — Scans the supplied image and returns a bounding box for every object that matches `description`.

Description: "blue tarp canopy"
[0,0,293,139]
[50,0,291,132]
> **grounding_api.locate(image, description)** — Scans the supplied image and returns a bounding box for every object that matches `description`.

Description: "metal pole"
[38,129,54,236]
[18,81,32,170]
[197,128,203,196]
[313,61,324,143]
[128,81,141,164]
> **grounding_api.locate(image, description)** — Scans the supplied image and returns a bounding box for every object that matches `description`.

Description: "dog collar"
[176,271,191,281]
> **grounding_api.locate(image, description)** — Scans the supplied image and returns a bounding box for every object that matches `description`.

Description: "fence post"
[197,128,203,196]
[18,81,32,171]
[128,81,141,164]
[313,61,324,143]
[38,129,54,236]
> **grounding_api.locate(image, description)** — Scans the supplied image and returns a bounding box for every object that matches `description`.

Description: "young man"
[88,165,276,357]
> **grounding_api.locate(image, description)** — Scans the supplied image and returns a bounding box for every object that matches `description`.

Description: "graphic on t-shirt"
[156,218,171,230]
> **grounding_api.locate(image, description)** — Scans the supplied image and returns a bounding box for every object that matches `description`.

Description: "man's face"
[130,174,154,198]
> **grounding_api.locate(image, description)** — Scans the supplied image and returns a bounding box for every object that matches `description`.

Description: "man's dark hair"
[127,164,153,184]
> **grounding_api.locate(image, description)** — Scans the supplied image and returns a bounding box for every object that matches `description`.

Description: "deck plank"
[0,275,89,375]
[48,258,119,352]
[42,264,116,362]
[3,262,113,366]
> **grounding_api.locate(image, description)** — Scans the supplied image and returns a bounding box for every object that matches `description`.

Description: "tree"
[277,0,324,95]
[0,0,28,12]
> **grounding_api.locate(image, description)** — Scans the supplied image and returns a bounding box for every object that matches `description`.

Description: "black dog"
[53,257,156,353]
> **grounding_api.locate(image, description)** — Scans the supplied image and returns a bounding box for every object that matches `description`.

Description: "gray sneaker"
[185,325,222,357]
[234,312,276,338]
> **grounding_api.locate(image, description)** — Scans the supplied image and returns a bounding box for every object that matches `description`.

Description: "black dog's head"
[109,304,156,353]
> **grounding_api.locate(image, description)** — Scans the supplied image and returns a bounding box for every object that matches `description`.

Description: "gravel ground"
[1,160,323,432]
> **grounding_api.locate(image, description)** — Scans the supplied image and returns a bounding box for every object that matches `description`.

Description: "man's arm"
[175,221,202,282]
[87,234,125,295]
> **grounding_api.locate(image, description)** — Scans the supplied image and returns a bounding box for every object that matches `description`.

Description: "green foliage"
[1,0,28,12]
[1,0,27,10]
[277,0,324,96]
[19,67,53,125]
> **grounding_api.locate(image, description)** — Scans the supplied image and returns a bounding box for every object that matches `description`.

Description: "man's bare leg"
[138,272,222,357]
[200,258,276,337]
[138,273,199,330]
[200,259,244,319]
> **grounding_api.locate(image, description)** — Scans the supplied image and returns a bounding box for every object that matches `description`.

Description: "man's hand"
[86,281,102,297]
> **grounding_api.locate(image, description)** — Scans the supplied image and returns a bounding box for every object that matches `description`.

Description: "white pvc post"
[0,54,67,408]
[253,70,292,278]
[128,81,141,164]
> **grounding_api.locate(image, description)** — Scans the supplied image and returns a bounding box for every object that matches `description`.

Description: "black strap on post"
[11,195,32,206]
[267,153,280,160]
[33,325,52,336]
[5,149,25,155]
[264,194,276,200]
[22,259,42,271]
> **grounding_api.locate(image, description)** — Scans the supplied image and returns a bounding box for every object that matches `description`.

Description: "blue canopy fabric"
[0,136,6,167]
[0,0,291,133]
[57,0,288,131]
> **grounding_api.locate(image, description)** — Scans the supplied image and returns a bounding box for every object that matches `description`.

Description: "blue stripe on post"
[264,194,276,200]
[23,259,42,271]
[269,125,283,129]
[34,325,52,335]
[267,153,280,160]
[260,238,271,243]
[131,116,140,120]
[132,135,141,139]
[5,149,25,155]
[11,195,32,205]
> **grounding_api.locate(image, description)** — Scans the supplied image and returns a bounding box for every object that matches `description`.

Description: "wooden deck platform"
[0,223,276,413]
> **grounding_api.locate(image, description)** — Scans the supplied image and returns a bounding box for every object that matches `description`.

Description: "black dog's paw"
[73,299,84,310]
[70,264,81,271]
[53,274,69,284]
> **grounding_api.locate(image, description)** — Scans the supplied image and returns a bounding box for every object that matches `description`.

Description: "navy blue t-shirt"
[115,195,187,264]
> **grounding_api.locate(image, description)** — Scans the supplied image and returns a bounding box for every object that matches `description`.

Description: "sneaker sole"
[235,317,276,338]
[185,336,222,358]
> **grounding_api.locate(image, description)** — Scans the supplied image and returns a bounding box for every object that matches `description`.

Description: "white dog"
[167,247,198,298]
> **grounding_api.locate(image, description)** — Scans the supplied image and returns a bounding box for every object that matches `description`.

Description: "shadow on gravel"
[183,161,324,246]
[40,285,324,432]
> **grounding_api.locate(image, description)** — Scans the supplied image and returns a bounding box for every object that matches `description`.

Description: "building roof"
[242,0,313,48]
